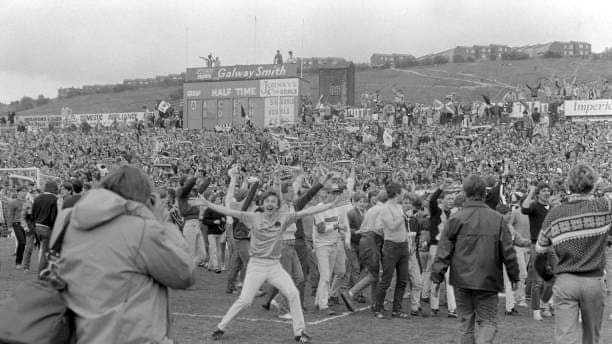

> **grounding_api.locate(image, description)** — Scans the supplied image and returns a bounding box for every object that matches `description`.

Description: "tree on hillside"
[501,51,529,60]
[543,51,562,58]
[18,96,35,111]
[36,94,50,106]
[453,54,465,63]
[433,55,449,65]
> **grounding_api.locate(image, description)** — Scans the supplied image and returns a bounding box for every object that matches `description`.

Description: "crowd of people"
[1,100,612,344]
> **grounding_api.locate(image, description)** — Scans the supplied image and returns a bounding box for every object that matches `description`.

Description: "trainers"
[447,310,457,318]
[533,310,543,321]
[294,330,311,343]
[329,296,340,306]
[542,310,553,318]
[279,313,293,320]
[15,264,23,269]
[517,300,528,308]
[340,291,356,312]
[211,328,224,340]
[505,308,519,316]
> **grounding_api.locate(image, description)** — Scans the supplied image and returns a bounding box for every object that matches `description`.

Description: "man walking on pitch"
[432,175,519,343]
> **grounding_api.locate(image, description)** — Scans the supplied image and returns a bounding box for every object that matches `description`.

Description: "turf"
[1,238,611,344]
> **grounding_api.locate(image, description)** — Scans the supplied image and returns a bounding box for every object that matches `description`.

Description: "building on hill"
[421,44,511,63]
[58,87,81,99]
[370,53,416,67]
[515,41,591,58]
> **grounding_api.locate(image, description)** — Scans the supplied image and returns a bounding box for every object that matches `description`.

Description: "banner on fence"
[17,112,146,128]
[511,101,549,118]
[564,99,612,117]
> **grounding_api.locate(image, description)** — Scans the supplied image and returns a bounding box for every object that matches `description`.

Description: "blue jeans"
[553,274,605,344]
[375,241,409,312]
[455,288,498,344]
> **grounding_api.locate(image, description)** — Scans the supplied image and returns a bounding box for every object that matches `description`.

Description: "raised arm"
[199,198,248,220]
[177,177,196,199]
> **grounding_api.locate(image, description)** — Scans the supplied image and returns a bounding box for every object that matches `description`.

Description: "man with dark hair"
[521,182,552,321]
[7,188,25,268]
[32,181,59,273]
[372,183,410,319]
[62,179,84,209]
[432,174,519,343]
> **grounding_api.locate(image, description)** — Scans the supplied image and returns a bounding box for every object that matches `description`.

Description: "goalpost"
[0,168,60,189]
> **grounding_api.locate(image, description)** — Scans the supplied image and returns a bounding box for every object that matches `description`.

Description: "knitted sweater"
[536,197,612,277]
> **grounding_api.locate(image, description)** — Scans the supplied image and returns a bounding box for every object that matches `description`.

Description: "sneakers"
[340,291,356,312]
[505,308,519,316]
[279,313,293,320]
[294,330,311,343]
[541,310,553,318]
[15,264,23,269]
[329,296,340,306]
[533,310,543,321]
[447,310,457,318]
[355,294,367,303]
[517,300,529,308]
[211,328,224,340]
[262,299,280,311]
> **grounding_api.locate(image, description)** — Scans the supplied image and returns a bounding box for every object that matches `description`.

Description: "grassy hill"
[13,58,612,116]
[355,58,612,103]
[17,86,181,116]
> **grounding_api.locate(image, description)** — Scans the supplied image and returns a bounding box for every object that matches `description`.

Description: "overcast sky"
[1,0,611,103]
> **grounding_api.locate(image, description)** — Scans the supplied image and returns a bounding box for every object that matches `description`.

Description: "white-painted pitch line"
[172,306,369,327]
[172,312,290,325]
[307,306,370,325]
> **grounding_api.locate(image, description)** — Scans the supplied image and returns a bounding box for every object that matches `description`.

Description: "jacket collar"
[463,200,487,208]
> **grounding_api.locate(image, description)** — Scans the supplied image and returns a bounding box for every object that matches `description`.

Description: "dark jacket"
[232,181,259,240]
[347,208,364,244]
[428,188,449,246]
[202,208,226,235]
[431,200,519,292]
[177,177,210,220]
[294,182,324,241]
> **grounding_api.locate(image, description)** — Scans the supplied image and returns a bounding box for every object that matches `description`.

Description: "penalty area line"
[172,312,290,325]
[306,306,370,326]
[172,306,368,327]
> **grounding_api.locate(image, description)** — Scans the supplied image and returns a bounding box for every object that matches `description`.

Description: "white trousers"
[218,257,305,336]
[183,219,206,265]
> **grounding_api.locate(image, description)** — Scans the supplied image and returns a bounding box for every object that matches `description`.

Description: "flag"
[241,105,247,118]
[383,128,393,147]
[158,101,171,114]
[433,99,444,111]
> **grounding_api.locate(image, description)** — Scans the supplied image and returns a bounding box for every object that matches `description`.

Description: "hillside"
[14,58,612,116]
[356,58,612,103]
[17,86,181,116]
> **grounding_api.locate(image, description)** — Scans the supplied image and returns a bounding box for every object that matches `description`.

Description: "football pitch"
[1,239,611,344]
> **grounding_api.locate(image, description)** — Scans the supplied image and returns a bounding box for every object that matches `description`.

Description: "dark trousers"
[375,241,409,312]
[13,223,26,265]
[455,288,498,344]
[35,225,52,273]
[227,239,250,290]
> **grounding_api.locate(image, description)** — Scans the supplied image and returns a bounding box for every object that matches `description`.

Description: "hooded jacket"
[49,189,196,344]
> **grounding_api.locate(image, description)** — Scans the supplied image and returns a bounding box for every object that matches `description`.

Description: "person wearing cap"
[371,183,411,319]
[432,174,519,343]
[312,178,353,315]
[535,164,612,343]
